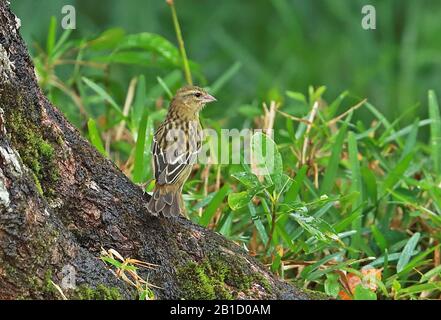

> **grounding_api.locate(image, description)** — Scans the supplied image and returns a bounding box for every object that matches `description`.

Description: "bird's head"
[170,85,217,115]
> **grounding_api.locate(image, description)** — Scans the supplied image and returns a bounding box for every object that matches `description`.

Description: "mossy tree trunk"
[0,1,313,300]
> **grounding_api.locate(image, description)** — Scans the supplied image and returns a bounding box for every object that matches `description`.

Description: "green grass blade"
[248,202,269,244]
[429,90,441,175]
[87,118,107,156]
[285,165,307,202]
[400,118,419,160]
[199,184,230,227]
[82,77,123,116]
[383,153,413,193]
[320,114,351,194]
[210,62,242,95]
[348,132,363,252]
[132,110,148,183]
[397,232,420,272]
[46,16,57,57]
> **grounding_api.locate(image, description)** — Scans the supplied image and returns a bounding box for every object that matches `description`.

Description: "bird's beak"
[202,93,217,104]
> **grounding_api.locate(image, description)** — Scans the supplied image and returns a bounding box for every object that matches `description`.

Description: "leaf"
[199,184,230,227]
[354,284,377,300]
[131,75,146,132]
[397,232,421,272]
[228,191,254,211]
[400,118,419,160]
[157,76,173,99]
[46,16,57,57]
[286,90,307,104]
[117,33,182,66]
[348,132,363,251]
[231,171,261,189]
[429,90,441,175]
[248,202,269,244]
[320,113,351,194]
[290,211,340,244]
[383,153,413,193]
[327,90,348,118]
[285,165,307,202]
[361,166,377,204]
[132,110,148,183]
[210,62,242,94]
[250,132,283,190]
[89,28,126,50]
[370,225,388,252]
[82,77,123,116]
[324,273,340,298]
[87,119,107,156]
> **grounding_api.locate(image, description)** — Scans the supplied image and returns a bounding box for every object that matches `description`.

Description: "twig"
[167,0,193,85]
[115,77,137,141]
[263,101,278,137]
[301,101,319,165]
[277,110,313,125]
[328,98,367,126]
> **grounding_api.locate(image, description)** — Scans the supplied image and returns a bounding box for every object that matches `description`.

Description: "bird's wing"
[152,122,202,185]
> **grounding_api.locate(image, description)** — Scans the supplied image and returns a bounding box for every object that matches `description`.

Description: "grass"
[29,5,441,300]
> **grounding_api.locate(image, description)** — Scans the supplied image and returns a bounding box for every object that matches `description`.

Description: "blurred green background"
[11,0,441,126]
[9,1,441,299]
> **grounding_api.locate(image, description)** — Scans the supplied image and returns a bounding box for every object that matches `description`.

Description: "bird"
[147,85,216,217]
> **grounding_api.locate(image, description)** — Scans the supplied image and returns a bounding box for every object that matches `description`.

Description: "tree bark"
[0,1,313,300]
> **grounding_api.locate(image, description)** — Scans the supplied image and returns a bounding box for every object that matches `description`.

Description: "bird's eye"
[194,92,202,98]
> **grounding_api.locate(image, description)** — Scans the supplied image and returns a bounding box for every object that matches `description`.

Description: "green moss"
[32,172,44,195]
[176,253,272,300]
[5,108,59,198]
[74,284,122,300]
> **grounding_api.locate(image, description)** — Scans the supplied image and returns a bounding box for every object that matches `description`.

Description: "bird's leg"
[137,179,153,194]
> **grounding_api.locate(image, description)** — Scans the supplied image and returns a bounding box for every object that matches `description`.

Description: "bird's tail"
[147,186,181,217]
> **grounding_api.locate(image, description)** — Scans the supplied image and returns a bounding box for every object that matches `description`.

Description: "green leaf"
[117,32,184,67]
[321,113,351,194]
[420,264,441,283]
[199,184,230,227]
[348,132,363,251]
[383,153,413,193]
[82,77,123,116]
[286,90,307,104]
[231,171,261,189]
[228,191,254,210]
[285,165,307,202]
[89,28,126,50]
[429,90,441,175]
[248,202,269,244]
[401,118,419,160]
[354,285,377,300]
[156,76,173,99]
[132,110,148,183]
[290,211,340,244]
[361,167,377,204]
[250,132,283,190]
[397,232,421,272]
[87,119,107,156]
[370,225,388,252]
[211,62,242,94]
[131,75,146,131]
[327,90,348,118]
[324,273,340,298]
[46,16,57,57]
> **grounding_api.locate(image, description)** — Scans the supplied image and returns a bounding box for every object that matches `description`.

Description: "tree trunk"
[0,1,313,300]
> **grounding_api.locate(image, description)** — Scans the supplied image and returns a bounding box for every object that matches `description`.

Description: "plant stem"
[167,0,193,85]
[265,199,277,253]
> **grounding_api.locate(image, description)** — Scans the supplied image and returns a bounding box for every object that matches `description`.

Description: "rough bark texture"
[0,1,313,300]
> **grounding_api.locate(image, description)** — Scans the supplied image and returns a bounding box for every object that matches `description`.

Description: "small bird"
[147,85,216,217]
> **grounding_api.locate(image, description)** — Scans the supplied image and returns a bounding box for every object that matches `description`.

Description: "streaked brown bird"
[147,85,216,217]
